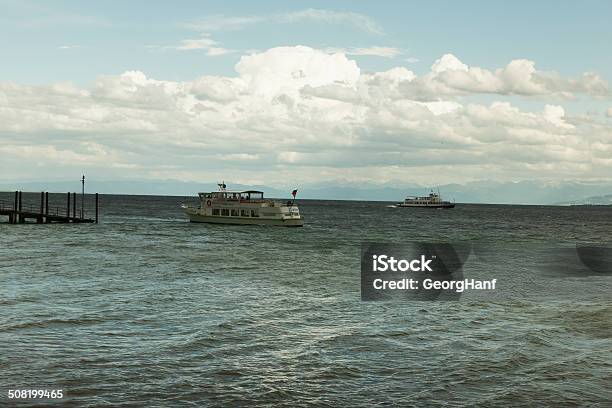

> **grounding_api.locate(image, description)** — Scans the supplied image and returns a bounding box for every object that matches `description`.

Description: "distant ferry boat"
[397,190,455,208]
[182,184,304,227]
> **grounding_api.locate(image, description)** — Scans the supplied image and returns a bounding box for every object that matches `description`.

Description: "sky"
[1,0,611,189]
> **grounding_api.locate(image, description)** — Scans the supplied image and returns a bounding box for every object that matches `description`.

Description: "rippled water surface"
[1,193,611,406]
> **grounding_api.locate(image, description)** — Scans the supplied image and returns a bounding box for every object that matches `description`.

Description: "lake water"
[1,193,611,406]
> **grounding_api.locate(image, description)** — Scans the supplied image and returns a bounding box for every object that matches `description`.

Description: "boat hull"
[185,211,304,227]
[396,203,455,208]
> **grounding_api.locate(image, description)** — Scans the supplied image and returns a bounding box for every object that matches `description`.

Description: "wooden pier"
[0,191,98,224]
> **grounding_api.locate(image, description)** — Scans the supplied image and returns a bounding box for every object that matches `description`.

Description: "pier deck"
[0,191,98,224]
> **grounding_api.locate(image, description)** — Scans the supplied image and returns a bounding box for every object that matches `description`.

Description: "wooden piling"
[66,192,71,220]
[39,192,44,223]
[72,192,77,220]
[95,193,99,224]
[18,191,23,223]
[45,192,49,223]
[10,191,16,223]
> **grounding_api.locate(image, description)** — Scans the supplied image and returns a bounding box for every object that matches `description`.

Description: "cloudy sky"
[1,0,611,189]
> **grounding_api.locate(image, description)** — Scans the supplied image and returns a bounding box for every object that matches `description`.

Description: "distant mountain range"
[1,179,611,205]
[556,194,612,206]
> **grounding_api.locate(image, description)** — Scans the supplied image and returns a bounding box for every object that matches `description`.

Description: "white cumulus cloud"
[409,54,610,98]
[1,46,611,185]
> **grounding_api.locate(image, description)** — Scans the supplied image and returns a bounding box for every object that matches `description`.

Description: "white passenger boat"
[182,184,304,227]
[397,190,455,208]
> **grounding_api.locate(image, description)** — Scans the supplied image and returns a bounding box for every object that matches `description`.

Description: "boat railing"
[0,198,73,217]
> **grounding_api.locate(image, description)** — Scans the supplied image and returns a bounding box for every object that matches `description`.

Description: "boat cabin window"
[251,209,259,217]
[221,209,230,216]
[212,208,220,216]
[241,209,249,217]
[231,209,239,216]
[240,191,263,200]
